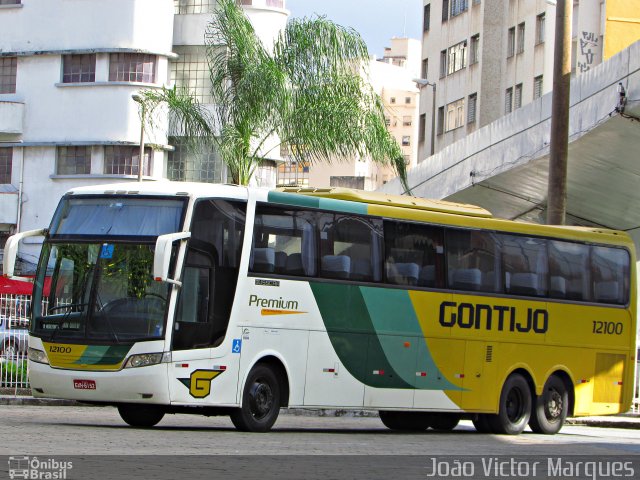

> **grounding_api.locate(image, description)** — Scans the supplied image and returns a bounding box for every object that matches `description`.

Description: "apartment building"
[302,38,421,190]
[417,0,640,162]
[0,0,288,270]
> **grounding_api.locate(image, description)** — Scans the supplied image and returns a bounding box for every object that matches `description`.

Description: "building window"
[384,116,391,127]
[505,87,513,114]
[168,137,223,183]
[0,0,22,4]
[442,0,449,22]
[534,75,543,99]
[405,97,412,105]
[445,98,465,132]
[423,4,431,31]
[507,27,516,58]
[467,93,477,124]
[514,83,522,109]
[470,34,480,65]
[401,136,411,146]
[390,97,396,104]
[536,13,545,45]
[62,54,96,83]
[0,148,12,184]
[450,0,468,18]
[277,160,310,188]
[402,115,412,126]
[104,145,151,176]
[109,53,156,83]
[419,113,426,142]
[171,46,212,103]
[0,57,17,94]
[421,58,428,79]
[56,147,91,175]
[517,23,525,54]
[439,50,447,78]
[174,0,215,14]
[447,41,467,75]
[437,106,445,135]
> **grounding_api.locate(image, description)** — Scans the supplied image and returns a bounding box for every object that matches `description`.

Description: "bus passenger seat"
[387,262,419,286]
[321,255,351,279]
[252,247,276,273]
[274,251,288,273]
[452,268,482,291]
[510,273,542,296]
[550,276,567,298]
[351,258,372,281]
[418,265,436,287]
[594,281,620,302]
[285,253,305,275]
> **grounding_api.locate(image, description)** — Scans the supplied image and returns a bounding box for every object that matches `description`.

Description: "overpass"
[380,40,640,246]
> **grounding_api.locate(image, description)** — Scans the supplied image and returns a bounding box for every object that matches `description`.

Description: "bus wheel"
[529,375,568,434]
[379,411,430,431]
[426,413,461,431]
[488,373,532,435]
[231,364,281,433]
[472,414,494,433]
[117,404,165,428]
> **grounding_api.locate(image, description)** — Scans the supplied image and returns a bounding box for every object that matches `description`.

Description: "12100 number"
[592,321,623,335]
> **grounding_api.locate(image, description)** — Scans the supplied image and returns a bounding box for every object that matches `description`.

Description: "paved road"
[1,406,639,479]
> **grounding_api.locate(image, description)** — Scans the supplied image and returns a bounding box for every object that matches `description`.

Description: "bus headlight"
[124,353,163,369]
[28,348,49,365]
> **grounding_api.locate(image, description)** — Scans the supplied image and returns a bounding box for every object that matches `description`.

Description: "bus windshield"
[29,195,186,343]
[31,242,169,343]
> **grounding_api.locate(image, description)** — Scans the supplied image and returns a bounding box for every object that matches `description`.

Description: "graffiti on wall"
[577,31,599,73]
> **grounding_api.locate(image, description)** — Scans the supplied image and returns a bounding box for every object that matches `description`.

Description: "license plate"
[73,379,96,390]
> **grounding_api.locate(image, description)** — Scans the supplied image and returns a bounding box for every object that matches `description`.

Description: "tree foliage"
[141,0,407,188]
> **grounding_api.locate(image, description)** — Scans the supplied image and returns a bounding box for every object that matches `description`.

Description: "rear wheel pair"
[473,373,568,435]
[379,411,461,432]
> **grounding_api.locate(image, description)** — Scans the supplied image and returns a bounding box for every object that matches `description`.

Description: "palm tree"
[140,0,407,188]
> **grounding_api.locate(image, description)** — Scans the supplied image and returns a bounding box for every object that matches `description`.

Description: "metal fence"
[0,294,31,392]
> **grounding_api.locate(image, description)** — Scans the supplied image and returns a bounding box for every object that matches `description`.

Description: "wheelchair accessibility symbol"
[232,339,242,353]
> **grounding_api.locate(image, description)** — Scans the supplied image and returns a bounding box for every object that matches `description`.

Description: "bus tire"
[379,411,430,431]
[230,364,281,433]
[488,373,532,435]
[426,413,461,431]
[528,375,568,434]
[117,404,165,428]
[472,414,494,433]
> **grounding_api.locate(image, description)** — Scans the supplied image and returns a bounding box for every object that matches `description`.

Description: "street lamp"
[413,78,437,156]
[131,93,146,182]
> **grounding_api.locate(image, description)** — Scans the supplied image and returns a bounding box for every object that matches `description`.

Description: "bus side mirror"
[2,229,46,281]
[153,232,191,286]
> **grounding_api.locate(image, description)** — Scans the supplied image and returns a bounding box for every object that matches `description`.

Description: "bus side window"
[549,240,590,301]
[318,214,382,282]
[446,229,500,293]
[500,235,548,297]
[383,220,444,288]
[591,246,629,304]
[250,206,317,277]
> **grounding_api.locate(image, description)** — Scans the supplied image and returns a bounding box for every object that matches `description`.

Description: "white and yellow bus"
[4,182,636,434]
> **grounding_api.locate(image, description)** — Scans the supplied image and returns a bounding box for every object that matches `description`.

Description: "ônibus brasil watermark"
[7,456,72,480]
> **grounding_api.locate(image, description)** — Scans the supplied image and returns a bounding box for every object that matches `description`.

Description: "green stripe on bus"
[74,344,131,365]
[360,287,462,391]
[310,282,412,389]
[267,191,368,215]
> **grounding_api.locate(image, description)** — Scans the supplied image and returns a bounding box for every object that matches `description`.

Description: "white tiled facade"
[0,0,289,269]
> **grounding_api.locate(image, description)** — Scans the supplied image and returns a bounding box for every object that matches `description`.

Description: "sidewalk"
[1,394,639,429]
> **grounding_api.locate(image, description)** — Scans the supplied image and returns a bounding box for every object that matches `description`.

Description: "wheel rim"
[506,387,525,423]
[544,387,564,422]
[248,378,274,420]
